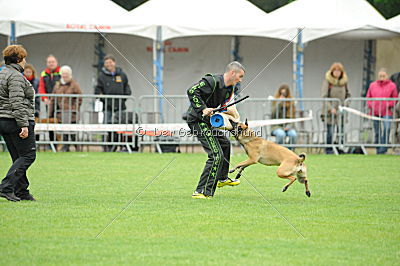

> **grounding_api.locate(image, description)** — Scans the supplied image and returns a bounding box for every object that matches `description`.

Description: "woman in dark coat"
[0,45,36,202]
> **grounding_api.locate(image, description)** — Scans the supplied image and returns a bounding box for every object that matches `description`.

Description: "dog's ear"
[245,118,248,126]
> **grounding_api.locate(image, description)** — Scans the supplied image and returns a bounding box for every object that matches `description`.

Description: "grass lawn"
[0,152,399,265]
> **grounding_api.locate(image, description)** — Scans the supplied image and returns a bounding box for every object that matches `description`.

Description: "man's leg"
[213,129,231,183]
[188,122,223,197]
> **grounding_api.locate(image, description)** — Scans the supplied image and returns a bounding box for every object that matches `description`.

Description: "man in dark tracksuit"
[187,61,245,199]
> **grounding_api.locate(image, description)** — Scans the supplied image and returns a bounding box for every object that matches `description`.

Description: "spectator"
[321,62,351,154]
[366,68,397,154]
[24,64,40,118]
[38,54,60,146]
[271,84,297,150]
[0,60,5,71]
[390,71,400,94]
[0,44,36,202]
[38,54,61,103]
[95,54,131,122]
[49,65,82,152]
[94,54,131,152]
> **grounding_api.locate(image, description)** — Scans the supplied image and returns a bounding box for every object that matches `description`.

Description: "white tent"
[126,0,290,41]
[268,0,398,43]
[0,0,138,37]
[387,14,400,33]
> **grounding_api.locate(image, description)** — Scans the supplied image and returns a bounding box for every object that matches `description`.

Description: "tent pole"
[296,28,304,111]
[9,21,17,45]
[153,26,164,122]
[231,36,242,62]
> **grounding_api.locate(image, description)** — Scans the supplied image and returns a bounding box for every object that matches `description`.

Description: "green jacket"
[0,63,35,128]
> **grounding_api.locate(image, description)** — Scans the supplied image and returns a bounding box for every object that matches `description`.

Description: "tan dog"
[229,120,311,197]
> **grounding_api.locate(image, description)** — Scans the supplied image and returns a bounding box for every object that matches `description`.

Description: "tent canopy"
[387,14,400,33]
[267,0,399,43]
[126,0,294,41]
[0,0,143,37]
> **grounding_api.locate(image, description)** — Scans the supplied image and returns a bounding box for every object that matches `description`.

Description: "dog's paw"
[282,186,288,192]
[305,191,311,197]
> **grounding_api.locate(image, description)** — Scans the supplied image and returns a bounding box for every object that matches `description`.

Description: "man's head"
[224,61,245,86]
[104,54,116,73]
[46,55,58,71]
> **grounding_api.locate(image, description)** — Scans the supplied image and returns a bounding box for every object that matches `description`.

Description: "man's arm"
[187,79,212,115]
[94,76,104,95]
[122,72,131,96]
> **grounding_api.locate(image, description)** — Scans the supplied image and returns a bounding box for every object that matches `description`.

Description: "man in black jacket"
[95,54,131,151]
[95,54,131,123]
[187,61,245,199]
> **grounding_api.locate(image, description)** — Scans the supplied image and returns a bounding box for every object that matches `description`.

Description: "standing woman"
[321,62,351,154]
[366,68,397,154]
[0,45,36,202]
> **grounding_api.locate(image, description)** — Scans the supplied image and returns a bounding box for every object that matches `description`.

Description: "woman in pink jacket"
[366,68,398,154]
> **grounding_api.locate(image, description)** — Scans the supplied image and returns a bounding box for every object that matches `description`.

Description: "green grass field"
[0,152,399,265]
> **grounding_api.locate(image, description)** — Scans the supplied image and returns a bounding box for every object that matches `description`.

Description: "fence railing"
[0,94,398,154]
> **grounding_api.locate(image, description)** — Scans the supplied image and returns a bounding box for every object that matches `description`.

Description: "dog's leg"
[281,176,296,192]
[235,167,245,179]
[277,164,296,192]
[304,179,311,197]
[229,158,257,174]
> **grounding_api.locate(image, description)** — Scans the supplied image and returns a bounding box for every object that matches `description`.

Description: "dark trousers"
[0,119,36,196]
[326,121,344,154]
[188,121,231,196]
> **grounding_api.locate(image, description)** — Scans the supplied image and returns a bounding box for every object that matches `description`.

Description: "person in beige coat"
[49,65,82,152]
[321,62,351,154]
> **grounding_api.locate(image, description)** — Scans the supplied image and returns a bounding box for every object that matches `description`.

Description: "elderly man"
[187,61,245,199]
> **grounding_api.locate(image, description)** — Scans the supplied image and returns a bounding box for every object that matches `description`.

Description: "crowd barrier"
[0,94,398,154]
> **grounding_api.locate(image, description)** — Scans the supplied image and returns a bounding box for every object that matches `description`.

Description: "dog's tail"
[298,152,306,163]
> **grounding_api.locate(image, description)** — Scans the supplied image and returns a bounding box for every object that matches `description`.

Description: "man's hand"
[202,108,214,117]
[19,127,28,139]
[331,108,337,115]
[44,98,50,105]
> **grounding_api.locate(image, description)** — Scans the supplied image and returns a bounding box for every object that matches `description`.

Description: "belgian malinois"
[229,120,311,197]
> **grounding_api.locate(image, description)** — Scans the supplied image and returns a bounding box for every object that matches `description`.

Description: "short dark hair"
[3,45,27,65]
[104,54,116,62]
[225,61,245,73]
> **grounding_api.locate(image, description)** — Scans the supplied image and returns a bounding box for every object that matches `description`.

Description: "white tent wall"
[163,36,231,94]
[102,34,153,100]
[303,38,364,98]
[376,37,400,75]
[18,33,95,94]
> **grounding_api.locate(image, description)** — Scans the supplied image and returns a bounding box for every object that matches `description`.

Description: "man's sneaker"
[191,191,211,199]
[18,194,36,201]
[0,192,21,202]
[217,178,241,188]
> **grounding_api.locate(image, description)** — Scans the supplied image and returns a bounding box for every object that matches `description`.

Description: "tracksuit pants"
[188,121,231,196]
[0,119,36,197]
